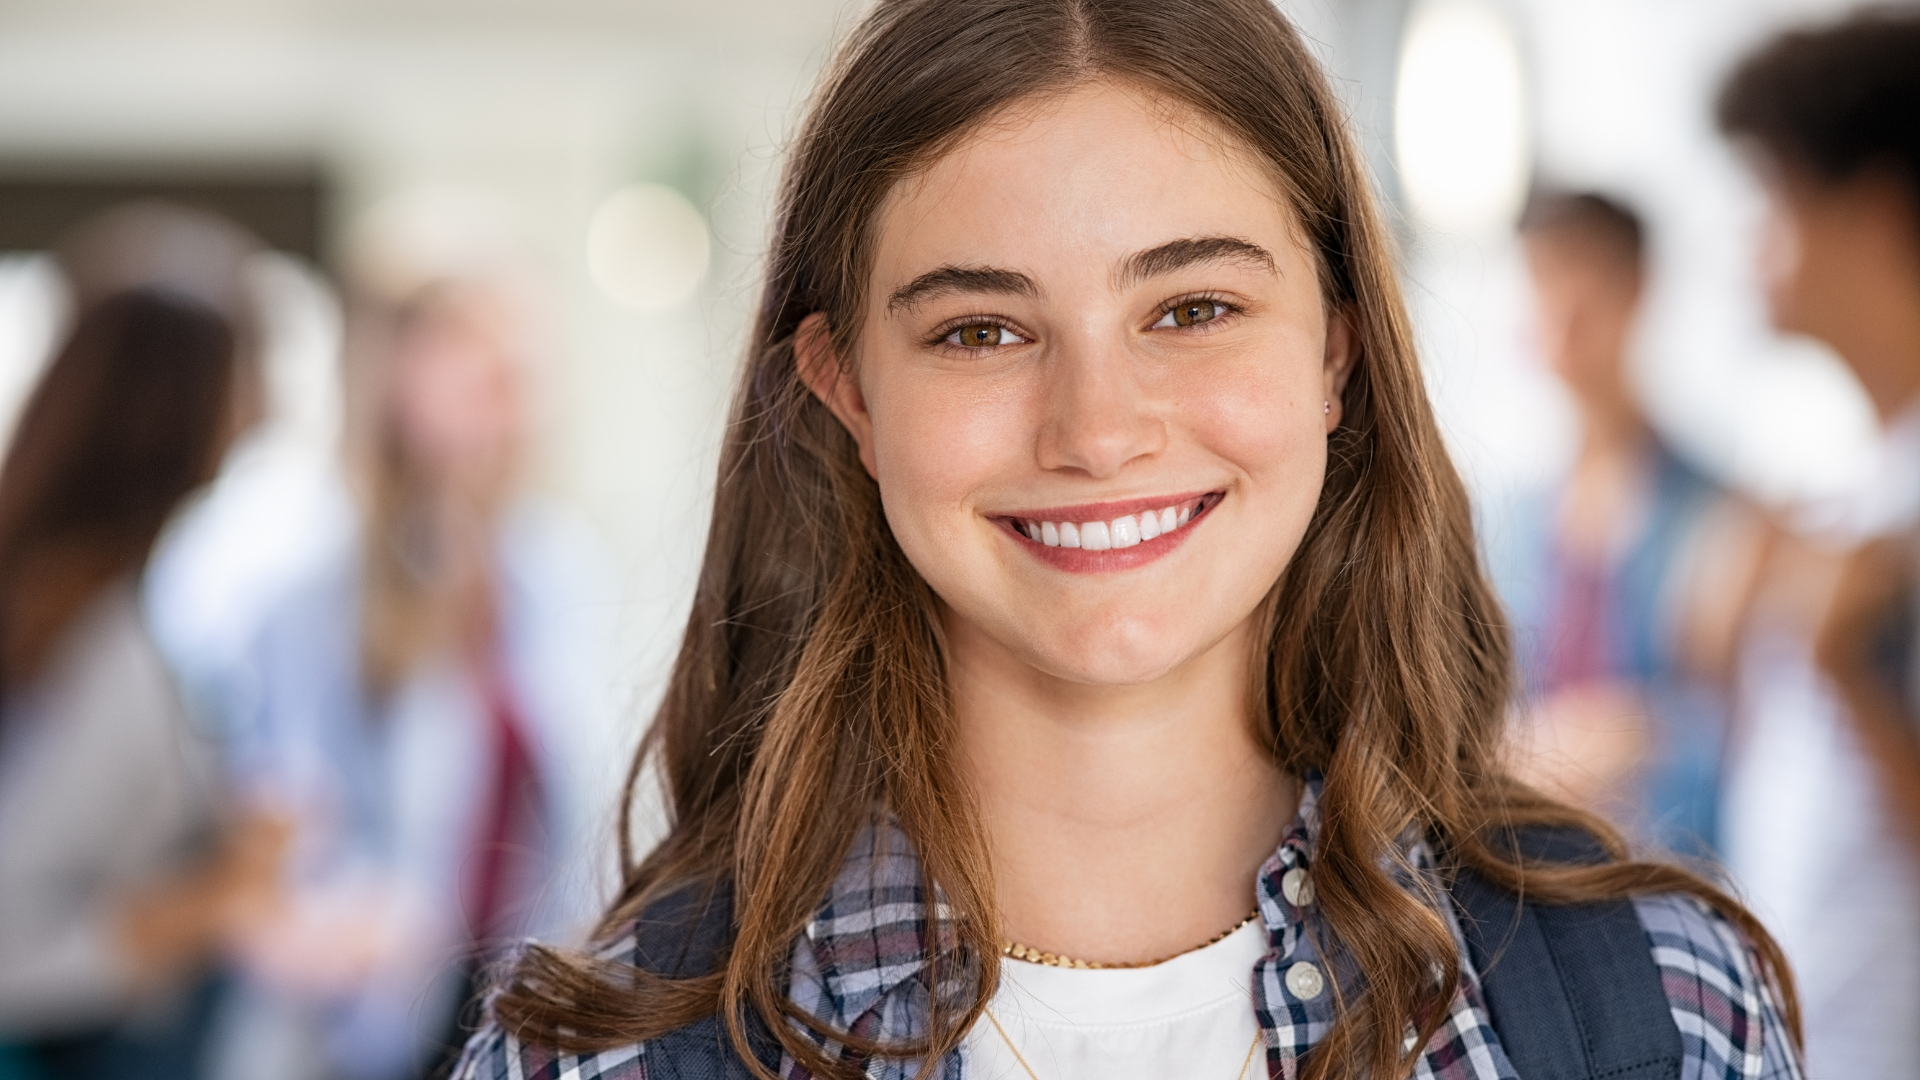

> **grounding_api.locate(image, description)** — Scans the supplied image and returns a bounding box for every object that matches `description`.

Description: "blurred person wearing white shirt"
[1715,11,1920,1078]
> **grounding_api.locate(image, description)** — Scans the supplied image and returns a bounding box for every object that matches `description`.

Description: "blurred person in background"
[211,234,624,1080]
[1712,8,1920,1076]
[1493,190,1757,857]
[1723,8,1920,846]
[0,204,285,1080]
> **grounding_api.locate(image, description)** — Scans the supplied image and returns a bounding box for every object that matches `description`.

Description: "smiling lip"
[990,491,1223,573]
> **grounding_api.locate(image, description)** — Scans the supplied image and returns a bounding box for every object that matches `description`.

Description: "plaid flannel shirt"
[455,778,1802,1080]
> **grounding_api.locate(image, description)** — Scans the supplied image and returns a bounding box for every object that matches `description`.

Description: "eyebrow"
[887,266,1039,313]
[883,235,1278,315]
[1117,236,1277,288]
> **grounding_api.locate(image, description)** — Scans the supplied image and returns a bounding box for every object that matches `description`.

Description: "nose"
[1035,338,1165,479]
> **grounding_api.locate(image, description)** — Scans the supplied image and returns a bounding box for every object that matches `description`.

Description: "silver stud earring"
[1323,400,1331,415]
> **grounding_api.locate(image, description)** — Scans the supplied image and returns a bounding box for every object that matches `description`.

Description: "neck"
[1553,400,1654,561]
[378,476,503,660]
[948,613,1295,965]
[1574,393,1648,466]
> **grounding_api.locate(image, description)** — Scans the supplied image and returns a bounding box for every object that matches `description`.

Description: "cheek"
[867,373,1031,540]
[1758,207,1810,327]
[1176,347,1330,513]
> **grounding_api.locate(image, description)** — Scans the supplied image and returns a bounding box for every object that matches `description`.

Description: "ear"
[794,312,879,479]
[1322,304,1358,432]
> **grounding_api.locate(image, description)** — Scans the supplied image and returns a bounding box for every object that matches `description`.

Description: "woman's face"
[390,285,527,486]
[809,82,1353,686]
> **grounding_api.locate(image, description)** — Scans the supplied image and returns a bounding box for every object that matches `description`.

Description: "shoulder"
[236,551,365,696]
[495,499,618,603]
[262,547,361,625]
[61,582,173,686]
[1633,893,1803,1080]
[39,582,196,745]
[449,928,662,1080]
[453,882,760,1080]
[452,1023,648,1080]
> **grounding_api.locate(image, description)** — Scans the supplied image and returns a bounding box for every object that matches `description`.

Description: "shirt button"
[1281,868,1314,907]
[1286,961,1325,1000]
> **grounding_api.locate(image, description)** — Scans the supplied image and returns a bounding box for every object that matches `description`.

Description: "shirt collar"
[795,775,1332,1027]
[800,812,947,1024]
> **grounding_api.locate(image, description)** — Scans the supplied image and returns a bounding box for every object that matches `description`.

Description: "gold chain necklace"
[999,909,1262,970]
[983,1008,1263,1080]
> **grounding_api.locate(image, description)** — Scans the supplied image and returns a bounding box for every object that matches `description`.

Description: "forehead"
[870,82,1313,285]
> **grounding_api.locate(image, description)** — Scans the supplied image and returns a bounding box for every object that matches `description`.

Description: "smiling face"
[805,82,1353,687]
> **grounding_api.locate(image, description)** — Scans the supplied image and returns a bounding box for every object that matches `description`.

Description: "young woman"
[459,1,1802,1077]
[208,263,618,1080]
[0,205,282,1080]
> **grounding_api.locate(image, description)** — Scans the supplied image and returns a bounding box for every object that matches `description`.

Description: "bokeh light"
[586,182,710,312]
[1394,0,1530,236]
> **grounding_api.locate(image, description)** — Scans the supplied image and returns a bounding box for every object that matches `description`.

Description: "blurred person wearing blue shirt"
[209,264,624,1080]
[1492,191,1758,858]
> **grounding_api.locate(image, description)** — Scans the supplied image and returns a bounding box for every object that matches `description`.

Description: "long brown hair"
[0,288,238,711]
[492,1,1801,1076]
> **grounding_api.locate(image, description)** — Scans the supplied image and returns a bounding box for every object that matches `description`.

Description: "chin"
[1014,623,1207,687]
[933,573,1259,689]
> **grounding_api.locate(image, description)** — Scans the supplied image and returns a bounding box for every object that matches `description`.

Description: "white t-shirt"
[963,919,1267,1080]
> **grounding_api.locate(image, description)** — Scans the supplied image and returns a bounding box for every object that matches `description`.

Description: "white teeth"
[1022,499,1205,553]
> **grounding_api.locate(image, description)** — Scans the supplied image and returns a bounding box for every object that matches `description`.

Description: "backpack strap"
[627,882,786,1079]
[1450,828,1682,1080]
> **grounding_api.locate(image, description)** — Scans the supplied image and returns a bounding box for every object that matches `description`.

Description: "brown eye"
[1171,299,1222,327]
[944,323,1027,348]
